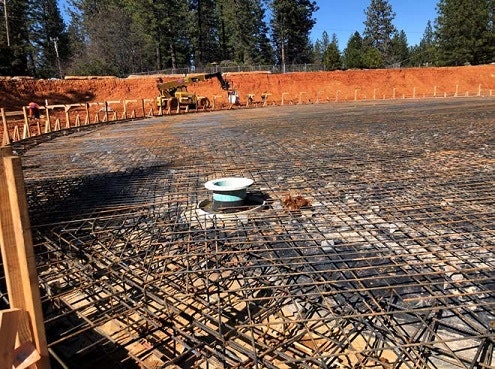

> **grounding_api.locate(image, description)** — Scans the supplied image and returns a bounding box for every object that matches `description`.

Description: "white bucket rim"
[205,177,254,191]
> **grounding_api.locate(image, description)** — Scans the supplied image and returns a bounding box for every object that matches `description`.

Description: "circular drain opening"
[204,177,255,211]
[198,193,266,215]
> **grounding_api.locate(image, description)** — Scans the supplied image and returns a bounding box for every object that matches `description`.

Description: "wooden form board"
[0,147,50,369]
[0,308,20,369]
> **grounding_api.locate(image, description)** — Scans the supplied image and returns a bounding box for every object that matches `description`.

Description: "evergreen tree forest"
[0,0,494,78]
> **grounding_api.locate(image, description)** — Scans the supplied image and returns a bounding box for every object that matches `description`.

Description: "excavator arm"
[203,72,230,91]
[157,72,230,96]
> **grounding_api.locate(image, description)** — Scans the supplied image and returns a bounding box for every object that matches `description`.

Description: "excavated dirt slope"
[1,65,495,110]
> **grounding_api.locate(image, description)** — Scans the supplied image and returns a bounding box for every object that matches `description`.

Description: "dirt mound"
[1,65,495,110]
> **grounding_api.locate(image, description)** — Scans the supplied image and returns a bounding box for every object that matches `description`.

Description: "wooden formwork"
[0,147,50,369]
[0,89,285,146]
[1,100,155,146]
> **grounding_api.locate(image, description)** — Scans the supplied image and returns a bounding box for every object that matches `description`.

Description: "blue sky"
[57,0,438,48]
[310,0,438,47]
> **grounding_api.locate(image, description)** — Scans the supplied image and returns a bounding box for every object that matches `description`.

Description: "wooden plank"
[12,125,20,141]
[44,106,51,131]
[22,107,29,135]
[104,102,110,122]
[0,308,21,369]
[4,111,24,117]
[0,147,50,369]
[63,103,86,112]
[84,104,90,125]
[1,108,10,146]
[65,111,70,129]
[13,341,41,369]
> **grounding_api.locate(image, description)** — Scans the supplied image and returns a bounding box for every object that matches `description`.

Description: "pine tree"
[66,0,131,75]
[270,0,318,66]
[343,31,365,69]
[409,20,435,67]
[321,31,330,50]
[64,0,91,74]
[0,0,11,74]
[189,0,222,67]
[322,33,341,70]
[389,30,409,66]
[66,0,162,76]
[313,39,323,63]
[66,0,113,75]
[313,31,330,64]
[28,0,68,78]
[248,1,274,64]
[362,46,383,68]
[0,0,30,75]
[423,20,435,46]
[131,0,191,71]
[218,0,273,64]
[435,0,493,65]
[485,0,495,61]
[363,0,397,66]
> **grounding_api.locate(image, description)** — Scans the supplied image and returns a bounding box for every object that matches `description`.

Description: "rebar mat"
[7,98,495,368]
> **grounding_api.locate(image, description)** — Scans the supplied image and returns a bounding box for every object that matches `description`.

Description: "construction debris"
[282,193,312,211]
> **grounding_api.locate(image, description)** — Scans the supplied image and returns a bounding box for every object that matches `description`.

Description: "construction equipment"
[156,72,231,110]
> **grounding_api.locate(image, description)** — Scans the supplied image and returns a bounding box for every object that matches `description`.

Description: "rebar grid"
[14,98,495,368]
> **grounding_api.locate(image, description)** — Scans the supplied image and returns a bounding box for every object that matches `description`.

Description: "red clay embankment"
[1,65,495,110]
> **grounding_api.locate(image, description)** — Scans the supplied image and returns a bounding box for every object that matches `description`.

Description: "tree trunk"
[156,44,162,71]
[198,0,203,64]
[170,43,176,70]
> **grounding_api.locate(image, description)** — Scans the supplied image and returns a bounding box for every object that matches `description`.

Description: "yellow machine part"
[175,91,197,105]
[156,96,179,110]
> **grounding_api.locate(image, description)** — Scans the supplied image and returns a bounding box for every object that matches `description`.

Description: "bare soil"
[1,65,495,110]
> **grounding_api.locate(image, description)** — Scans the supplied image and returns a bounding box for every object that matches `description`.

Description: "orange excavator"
[156,72,235,110]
